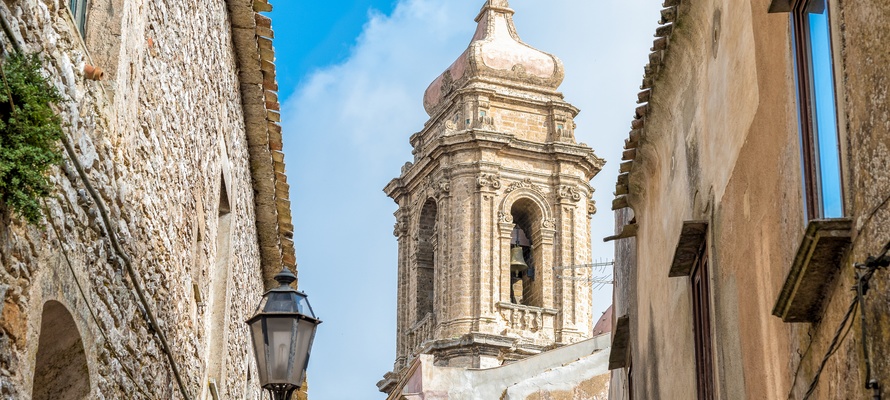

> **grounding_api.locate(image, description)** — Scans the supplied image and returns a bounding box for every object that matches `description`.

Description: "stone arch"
[415,198,438,324]
[499,186,554,227]
[509,198,545,307]
[32,301,91,400]
[498,187,556,308]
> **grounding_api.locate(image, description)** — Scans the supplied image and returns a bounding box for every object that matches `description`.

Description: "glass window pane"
[69,0,87,35]
[804,0,843,218]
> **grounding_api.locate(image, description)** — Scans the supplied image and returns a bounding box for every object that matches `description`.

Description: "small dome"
[423,0,565,115]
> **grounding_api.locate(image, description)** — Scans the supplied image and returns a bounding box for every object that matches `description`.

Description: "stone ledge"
[772,218,852,323]
[767,0,792,13]
[668,221,708,277]
[608,315,630,370]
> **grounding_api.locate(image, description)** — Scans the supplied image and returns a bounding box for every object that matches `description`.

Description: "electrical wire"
[801,297,859,399]
[0,14,191,400]
[60,135,192,400]
[0,5,190,398]
[798,241,890,399]
[855,192,890,240]
[41,200,153,399]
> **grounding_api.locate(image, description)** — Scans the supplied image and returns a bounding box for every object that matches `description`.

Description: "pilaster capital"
[393,207,411,238]
[476,172,502,191]
[556,185,583,203]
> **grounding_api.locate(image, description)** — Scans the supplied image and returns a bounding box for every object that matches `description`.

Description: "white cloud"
[281,1,661,398]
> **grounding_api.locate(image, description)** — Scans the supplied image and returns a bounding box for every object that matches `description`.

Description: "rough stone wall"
[0,0,270,399]
[610,0,890,399]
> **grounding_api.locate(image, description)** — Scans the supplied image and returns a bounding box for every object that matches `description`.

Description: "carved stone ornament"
[437,180,451,196]
[505,178,544,194]
[476,173,501,190]
[542,219,556,229]
[557,185,583,202]
[511,63,528,78]
[393,209,410,237]
[588,201,597,217]
[393,221,407,237]
[499,304,545,332]
[498,211,513,224]
[421,175,451,198]
[441,69,455,94]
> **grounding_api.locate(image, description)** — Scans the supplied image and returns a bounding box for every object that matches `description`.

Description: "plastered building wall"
[0,0,294,399]
[610,0,890,399]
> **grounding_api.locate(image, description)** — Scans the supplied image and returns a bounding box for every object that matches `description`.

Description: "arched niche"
[415,198,438,323]
[499,186,555,309]
[509,198,544,307]
[32,301,91,400]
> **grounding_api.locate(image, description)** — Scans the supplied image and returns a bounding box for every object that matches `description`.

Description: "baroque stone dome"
[422,0,566,115]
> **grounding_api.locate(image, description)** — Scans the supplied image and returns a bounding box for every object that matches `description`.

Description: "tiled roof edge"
[611,0,684,213]
[226,0,296,290]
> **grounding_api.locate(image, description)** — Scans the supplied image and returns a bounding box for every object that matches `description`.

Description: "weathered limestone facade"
[608,0,890,399]
[0,0,299,399]
[380,0,604,396]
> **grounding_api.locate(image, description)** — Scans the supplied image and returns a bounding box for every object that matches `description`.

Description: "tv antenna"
[553,259,614,290]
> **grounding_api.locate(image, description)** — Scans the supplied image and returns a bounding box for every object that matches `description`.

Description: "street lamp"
[247,267,321,400]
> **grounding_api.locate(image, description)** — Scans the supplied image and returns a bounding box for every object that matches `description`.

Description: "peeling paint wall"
[611,0,890,399]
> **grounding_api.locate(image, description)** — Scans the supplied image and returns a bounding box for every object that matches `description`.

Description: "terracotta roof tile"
[607,0,684,240]
[226,0,298,288]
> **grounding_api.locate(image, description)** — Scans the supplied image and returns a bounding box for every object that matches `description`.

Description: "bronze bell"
[510,246,529,273]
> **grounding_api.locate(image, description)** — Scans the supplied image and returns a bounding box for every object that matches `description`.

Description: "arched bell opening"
[32,300,91,400]
[415,198,438,324]
[510,198,544,308]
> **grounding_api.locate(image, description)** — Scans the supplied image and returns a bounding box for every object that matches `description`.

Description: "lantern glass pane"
[296,293,317,319]
[267,317,297,383]
[248,318,270,385]
[265,292,298,313]
[294,318,318,384]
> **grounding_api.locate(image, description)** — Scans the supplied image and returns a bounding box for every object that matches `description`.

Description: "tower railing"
[404,312,434,359]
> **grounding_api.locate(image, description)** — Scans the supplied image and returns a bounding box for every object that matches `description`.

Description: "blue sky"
[271,0,397,99]
[269,1,662,399]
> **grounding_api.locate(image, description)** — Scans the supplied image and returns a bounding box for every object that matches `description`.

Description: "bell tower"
[380,0,604,393]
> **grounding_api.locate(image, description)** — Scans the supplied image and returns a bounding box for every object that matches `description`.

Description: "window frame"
[691,246,715,400]
[68,0,89,36]
[791,0,845,220]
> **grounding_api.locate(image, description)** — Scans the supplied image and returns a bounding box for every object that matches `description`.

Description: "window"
[69,0,88,36]
[691,248,714,400]
[793,0,844,219]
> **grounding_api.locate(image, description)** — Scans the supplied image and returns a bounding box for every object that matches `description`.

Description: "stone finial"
[422,0,565,116]
[483,0,510,10]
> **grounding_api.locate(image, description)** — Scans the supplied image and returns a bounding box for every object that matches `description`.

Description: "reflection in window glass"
[69,0,87,36]
[803,0,842,218]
